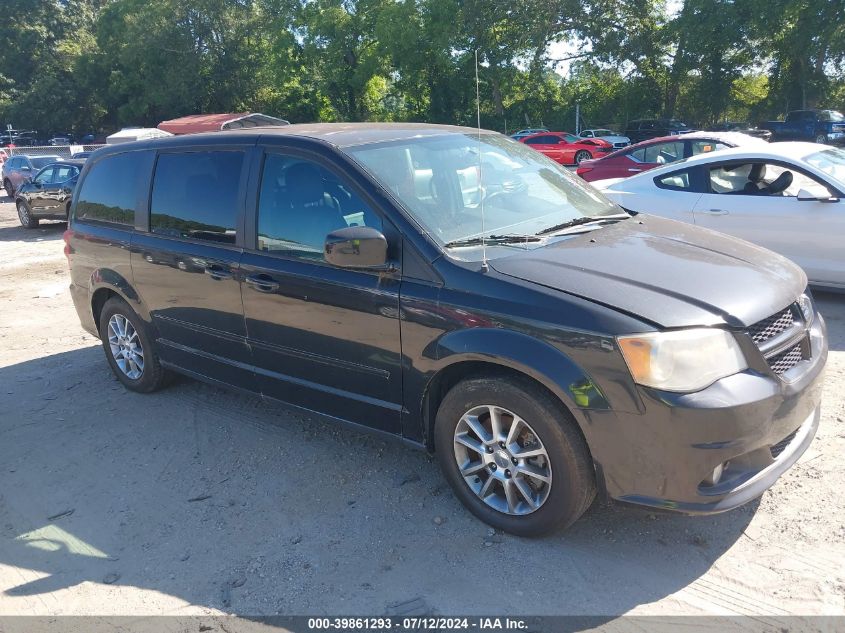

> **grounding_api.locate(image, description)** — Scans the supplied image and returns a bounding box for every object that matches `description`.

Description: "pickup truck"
[763,109,845,144]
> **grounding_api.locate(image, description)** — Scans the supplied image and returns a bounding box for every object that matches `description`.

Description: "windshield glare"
[345,133,621,250]
[804,148,845,187]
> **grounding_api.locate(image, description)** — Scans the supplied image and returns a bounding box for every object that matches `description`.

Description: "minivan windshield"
[345,133,622,253]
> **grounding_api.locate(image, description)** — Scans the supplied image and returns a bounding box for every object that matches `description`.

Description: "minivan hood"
[490,215,806,329]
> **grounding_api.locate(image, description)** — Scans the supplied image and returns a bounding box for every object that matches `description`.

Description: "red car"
[575,132,765,182]
[518,131,613,165]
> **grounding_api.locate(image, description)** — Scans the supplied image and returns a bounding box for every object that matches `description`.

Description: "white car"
[595,142,845,289]
[580,128,630,149]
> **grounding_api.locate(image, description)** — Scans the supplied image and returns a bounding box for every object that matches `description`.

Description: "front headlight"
[797,293,814,324]
[618,328,747,392]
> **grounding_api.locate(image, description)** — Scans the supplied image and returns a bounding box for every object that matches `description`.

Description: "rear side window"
[525,135,558,145]
[691,140,728,155]
[76,152,152,225]
[656,170,692,190]
[150,151,244,244]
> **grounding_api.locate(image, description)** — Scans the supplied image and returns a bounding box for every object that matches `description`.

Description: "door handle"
[704,208,729,215]
[627,168,642,172]
[204,265,233,280]
[244,274,280,293]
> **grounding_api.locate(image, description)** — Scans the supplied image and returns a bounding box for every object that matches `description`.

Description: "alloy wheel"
[575,151,591,164]
[452,404,552,515]
[16,201,31,225]
[107,314,145,380]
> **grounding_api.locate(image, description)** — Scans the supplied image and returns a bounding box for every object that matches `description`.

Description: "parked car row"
[518,131,614,164]
[576,131,766,181]
[14,159,85,228]
[2,154,64,197]
[1,130,109,147]
[57,123,827,537]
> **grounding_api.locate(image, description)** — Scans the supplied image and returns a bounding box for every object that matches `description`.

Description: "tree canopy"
[1,0,843,135]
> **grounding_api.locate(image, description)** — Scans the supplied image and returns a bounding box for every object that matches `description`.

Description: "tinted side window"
[53,165,77,182]
[34,167,55,186]
[150,151,244,244]
[76,152,151,225]
[257,154,382,260]
[656,170,692,190]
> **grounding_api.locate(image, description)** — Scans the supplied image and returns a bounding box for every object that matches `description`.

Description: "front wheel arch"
[422,359,595,461]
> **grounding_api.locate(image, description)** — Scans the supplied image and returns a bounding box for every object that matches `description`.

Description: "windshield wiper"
[535,214,629,236]
[443,234,542,248]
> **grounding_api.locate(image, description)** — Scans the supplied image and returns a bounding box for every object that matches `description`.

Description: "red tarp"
[157,113,289,135]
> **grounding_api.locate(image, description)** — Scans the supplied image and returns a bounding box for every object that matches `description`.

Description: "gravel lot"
[0,196,843,621]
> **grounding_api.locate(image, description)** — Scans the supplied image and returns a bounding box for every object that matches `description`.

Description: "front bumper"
[593,313,827,514]
[825,131,845,145]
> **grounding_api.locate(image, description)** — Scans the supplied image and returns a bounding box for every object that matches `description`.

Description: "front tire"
[99,297,168,393]
[574,150,592,165]
[16,199,38,228]
[4,179,13,198]
[815,134,828,144]
[434,375,596,536]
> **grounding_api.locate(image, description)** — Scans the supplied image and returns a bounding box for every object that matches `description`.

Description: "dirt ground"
[0,195,843,622]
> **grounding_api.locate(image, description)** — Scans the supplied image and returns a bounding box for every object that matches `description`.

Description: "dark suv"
[624,119,693,143]
[65,124,827,536]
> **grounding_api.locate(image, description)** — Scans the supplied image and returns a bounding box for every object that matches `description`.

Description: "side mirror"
[797,188,839,203]
[325,226,390,269]
[21,166,31,172]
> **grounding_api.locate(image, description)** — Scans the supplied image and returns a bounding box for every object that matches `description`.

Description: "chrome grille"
[748,307,795,345]
[770,427,799,459]
[768,343,804,375]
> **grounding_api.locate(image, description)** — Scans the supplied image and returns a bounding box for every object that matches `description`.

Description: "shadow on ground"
[0,218,66,243]
[0,344,763,618]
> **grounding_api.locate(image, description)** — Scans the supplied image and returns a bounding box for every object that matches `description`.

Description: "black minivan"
[65,123,827,536]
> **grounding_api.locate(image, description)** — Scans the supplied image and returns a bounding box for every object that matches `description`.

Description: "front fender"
[431,328,610,412]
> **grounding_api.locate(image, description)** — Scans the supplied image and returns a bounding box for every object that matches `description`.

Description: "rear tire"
[99,297,169,393]
[16,199,38,228]
[434,375,596,536]
[815,134,828,144]
[574,150,592,165]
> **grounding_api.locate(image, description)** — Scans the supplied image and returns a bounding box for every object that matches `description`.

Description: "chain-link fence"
[8,144,106,159]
